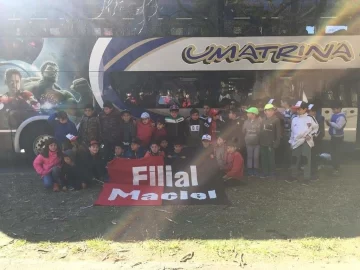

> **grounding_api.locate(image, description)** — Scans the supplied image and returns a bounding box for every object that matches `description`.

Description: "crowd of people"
[33,97,346,192]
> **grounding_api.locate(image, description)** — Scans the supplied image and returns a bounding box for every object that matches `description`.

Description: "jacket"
[125,147,146,159]
[78,113,100,145]
[289,113,319,149]
[314,114,325,142]
[282,109,294,138]
[224,117,245,147]
[165,115,186,144]
[77,150,107,179]
[136,120,155,147]
[259,115,281,148]
[119,118,137,144]
[329,113,347,137]
[185,118,207,147]
[99,109,122,144]
[48,113,78,145]
[144,151,165,158]
[243,118,262,145]
[153,128,167,142]
[33,151,61,178]
[225,151,244,180]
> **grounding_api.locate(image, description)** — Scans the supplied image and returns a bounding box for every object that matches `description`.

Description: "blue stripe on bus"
[105,37,179,72]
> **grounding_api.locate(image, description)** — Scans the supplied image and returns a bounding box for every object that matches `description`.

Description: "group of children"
[33,97,346,191]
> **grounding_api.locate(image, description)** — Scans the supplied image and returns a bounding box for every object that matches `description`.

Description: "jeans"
[291,143,312,180]
[43,167,61,189]
[331,136,344,170]
[260,146,275,175]
[246,145,260,169]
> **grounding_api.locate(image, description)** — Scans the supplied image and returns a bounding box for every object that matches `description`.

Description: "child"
[159,137,170,156]
[153,118,167,142]
[223,138,244,182]
[287,101,319,185]
[62,149,83,190]
[99,101,122,161]
[201,103,211,121]
[165,105,186,146]
[308,104,325,180]
[243,107,261,176]
[33,138,62,191]
[186,108,208,148]
[214,134,227,170]
[144,141,165,158]
[77,140,107,185]
[119,109,137,150]
[78,104,100,146]
[325,101,346,176]
[125,138,145,159]
[280,97,295,169]
[259,103,282,178]
[48,111,78,145]
[209,108,226,143]
[114,142,125,159]
[137,112,155,148]
[167,142,187,160]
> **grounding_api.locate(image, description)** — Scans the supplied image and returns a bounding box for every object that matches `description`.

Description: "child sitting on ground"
[113,142,125,159]
[223,138,244,182]
[214,134,227,170]
[61,149,83,191]
[125,138,145,159]
[33,138,62,192]
[144,141,165,158]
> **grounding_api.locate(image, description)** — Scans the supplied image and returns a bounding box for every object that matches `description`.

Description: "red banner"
[95,157,227,206]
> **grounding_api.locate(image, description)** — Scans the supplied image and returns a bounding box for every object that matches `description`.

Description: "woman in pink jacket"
[33,138,62,191]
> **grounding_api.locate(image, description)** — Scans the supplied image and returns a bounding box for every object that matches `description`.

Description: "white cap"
[202,134,211,141]
[308,104,314,110]
[268,98,275,104]
[141,112,150,119]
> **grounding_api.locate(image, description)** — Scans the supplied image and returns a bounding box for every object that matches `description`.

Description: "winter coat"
[225,151,244,180]
[136,120,155,147]
[185,118,208,147]
[259,115,282,148]
[165,115,187,144]
[48,113,78,145]
[119,118,137,144]
[78,113,100,145]
[153,128,167,142]
[99,109,122,144]
[144,151,165,158]
[77,150,107,180]
[125,147,146,159]
[243,118,262,145]
[33,151,61,178]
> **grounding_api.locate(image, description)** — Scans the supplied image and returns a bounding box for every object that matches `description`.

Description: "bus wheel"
[21,124,53,159]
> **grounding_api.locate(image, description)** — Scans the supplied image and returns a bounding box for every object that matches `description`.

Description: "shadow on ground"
[1,152,360,244]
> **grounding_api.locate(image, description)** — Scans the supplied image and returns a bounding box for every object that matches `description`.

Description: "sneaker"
[285,177,297,184]
[53,183,60,192]
[311,176,319,182]
[68,186,75,191]
[62,186,68,192]
[332,170,340,177]
[81,183,87,189]
[259,174,268,179]
[247,169,254,177]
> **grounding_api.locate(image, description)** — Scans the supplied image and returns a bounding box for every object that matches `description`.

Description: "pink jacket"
[33,151,61,177]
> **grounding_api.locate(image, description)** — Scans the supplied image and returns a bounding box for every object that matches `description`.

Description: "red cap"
[89,140,99,146]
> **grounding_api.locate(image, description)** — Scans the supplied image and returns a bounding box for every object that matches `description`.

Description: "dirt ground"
[1,160,360,267]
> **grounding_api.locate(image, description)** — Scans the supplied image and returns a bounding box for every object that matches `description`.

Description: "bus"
[0,0,359,156]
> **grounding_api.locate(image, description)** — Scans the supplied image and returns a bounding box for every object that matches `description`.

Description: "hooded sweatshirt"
[33,151,61,177]
[289,113,319,149]
[243,118,262,145]
[165,115,186,144]
[48,113,78,145]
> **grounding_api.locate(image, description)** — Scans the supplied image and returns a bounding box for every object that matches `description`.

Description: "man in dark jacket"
[78,104,100,146]
[165,105,186,146]
[48,111,78,145]
[99,101,122,161]
[186,108,208,148]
